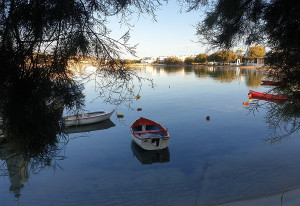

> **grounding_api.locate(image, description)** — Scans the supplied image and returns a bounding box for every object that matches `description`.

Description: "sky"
[108,1,206,59]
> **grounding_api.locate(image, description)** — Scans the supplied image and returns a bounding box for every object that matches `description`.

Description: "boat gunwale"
[64,110,114,122]
[130,117,169,140]
[131,132,170,140]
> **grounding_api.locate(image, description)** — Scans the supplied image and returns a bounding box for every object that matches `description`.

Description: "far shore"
[128,63,266,70]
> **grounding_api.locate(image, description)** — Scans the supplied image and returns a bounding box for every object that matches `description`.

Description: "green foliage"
[184,57,195,65]
[208,50,237,63]
[247,45,266,59]
[236,49,244,54]
[208,52,222,62]
[164,57,184,65]
[195,53,208,64]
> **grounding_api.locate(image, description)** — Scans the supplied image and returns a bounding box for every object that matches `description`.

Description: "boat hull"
[64,110,114,127]
[132,134,170,150]
[249,90,288,102]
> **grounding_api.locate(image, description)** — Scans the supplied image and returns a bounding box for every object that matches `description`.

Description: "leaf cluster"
[195,53,208,64]
[164,57,184,65]
[247,45,266,59]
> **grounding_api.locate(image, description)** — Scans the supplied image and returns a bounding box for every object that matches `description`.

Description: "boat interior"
[132,125,166,137]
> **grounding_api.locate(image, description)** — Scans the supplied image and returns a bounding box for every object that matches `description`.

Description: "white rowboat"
[63,110,114,127]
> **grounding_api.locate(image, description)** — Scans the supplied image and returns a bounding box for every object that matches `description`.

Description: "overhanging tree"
[0,0,164,146]
[185,0,300,90]
[0,0,164,85]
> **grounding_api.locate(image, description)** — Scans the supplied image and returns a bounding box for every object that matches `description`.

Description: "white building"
[141,57,155,64]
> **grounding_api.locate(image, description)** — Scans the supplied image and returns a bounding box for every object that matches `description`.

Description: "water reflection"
[63,119,115,134]
[0,143,30,198]
[142,65,264,87]
[247,92,300,143]
[1,63,298,205]
[0,67,86,199]
[131,141,170,164]
[0,76,84,148]
[0,59,132,200]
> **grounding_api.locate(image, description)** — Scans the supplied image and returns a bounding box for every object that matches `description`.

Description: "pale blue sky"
[109,1,206,59]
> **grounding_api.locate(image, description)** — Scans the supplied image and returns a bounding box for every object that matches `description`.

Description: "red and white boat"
[248,90,288,102]
[130,117,170,150]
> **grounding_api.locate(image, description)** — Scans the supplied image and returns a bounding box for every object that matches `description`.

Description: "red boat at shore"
[260,80,283,86]
[248,90,288,102]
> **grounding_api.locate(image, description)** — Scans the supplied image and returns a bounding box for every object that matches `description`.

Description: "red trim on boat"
[130,117,170,140]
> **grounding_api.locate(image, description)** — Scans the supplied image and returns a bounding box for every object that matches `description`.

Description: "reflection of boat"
[261,80,283,86]
[248,90,288,102]
[63,119,115,134]
[63,110,115,127]
[131,141,170,164]
[130,117,170,150]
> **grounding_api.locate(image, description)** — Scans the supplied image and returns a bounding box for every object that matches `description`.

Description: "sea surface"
[1,65,299,206]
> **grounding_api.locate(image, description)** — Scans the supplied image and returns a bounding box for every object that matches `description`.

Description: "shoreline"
[128,63,265,69]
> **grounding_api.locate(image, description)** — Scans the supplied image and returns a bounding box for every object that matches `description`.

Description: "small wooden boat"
[248,90,288,102]
[63,110,115,127]
[130,117,170,150]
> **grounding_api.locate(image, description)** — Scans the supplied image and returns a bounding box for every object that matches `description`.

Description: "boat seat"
[134,130,162,134]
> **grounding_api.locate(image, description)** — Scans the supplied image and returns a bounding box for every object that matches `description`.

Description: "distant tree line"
[134,45,265,65]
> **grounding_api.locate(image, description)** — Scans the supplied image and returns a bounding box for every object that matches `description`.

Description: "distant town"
[129,45,266,67]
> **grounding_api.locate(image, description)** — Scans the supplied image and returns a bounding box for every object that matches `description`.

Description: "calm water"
[1,65,300,206]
